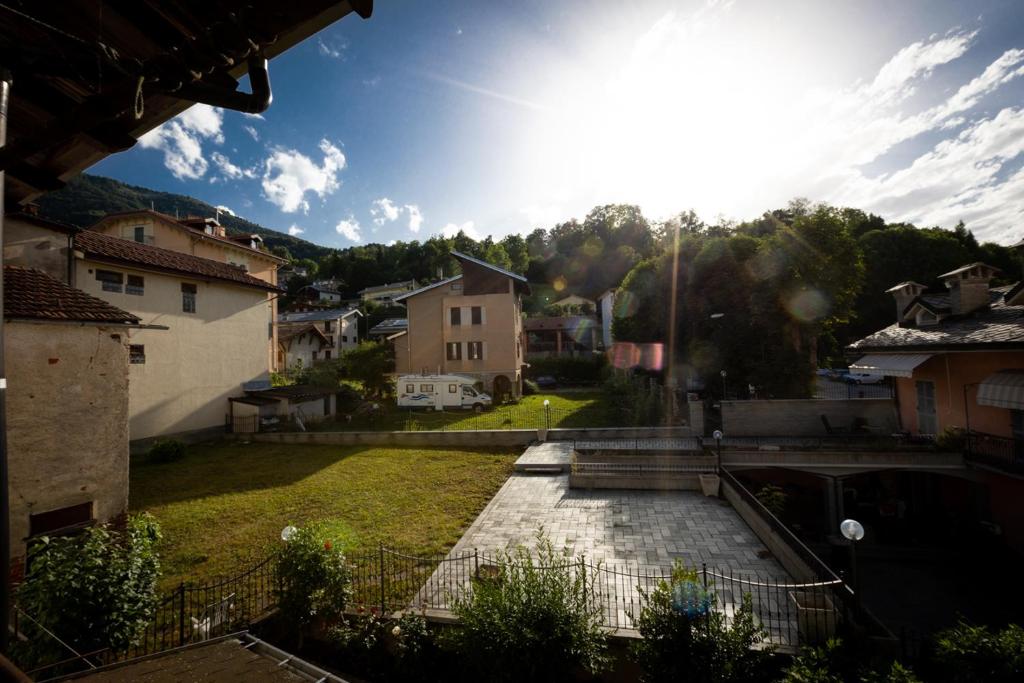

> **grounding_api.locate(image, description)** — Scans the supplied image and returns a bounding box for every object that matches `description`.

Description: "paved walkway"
[416,473,810,641]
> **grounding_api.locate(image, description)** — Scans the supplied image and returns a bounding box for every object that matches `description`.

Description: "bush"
[755,485,787,518]
[780,638,921,683]
[445,532,609,682]
[522,378,540,395]
[14,515,162,667]
[932,621,1024,682]
[275,524,353,636]
[148,438,185,463]
[935,426,967,452]
[631,562,774,682]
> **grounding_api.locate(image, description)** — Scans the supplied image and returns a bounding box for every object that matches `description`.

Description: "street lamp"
[712,430,723,471]
[720,369,727,399]
[840,518,865,599]
[543,399,551,430]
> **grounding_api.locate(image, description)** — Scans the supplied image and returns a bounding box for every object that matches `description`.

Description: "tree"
[500,233,530,274]
[340,341,395,398]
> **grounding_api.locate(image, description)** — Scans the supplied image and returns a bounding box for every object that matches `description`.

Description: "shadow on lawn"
[129,441,371,507]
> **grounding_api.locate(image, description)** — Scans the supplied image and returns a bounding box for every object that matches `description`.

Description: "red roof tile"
[75,231,282,292]
[3,266,140,325]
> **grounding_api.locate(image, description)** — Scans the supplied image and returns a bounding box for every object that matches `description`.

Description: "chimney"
[885,281,927,325]
[940,263,999,316]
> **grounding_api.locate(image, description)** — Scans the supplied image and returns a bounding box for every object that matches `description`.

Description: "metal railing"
[964,431,1024,475]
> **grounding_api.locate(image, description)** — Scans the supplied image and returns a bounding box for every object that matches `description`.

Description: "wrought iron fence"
[964,431,1024,475]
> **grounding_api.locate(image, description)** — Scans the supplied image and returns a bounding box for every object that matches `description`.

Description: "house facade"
[3,265,140,577]
[278,324,333,370]
[277,306,361,367]
[524,315,599,358]
[89,211,284,371]
[359,279,418,305]
[392,251,529,399]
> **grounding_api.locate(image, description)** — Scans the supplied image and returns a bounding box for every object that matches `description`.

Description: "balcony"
[964,431,1024,476]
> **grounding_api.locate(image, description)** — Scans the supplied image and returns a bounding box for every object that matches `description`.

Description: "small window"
[471,306,482,325]
[96,269,123,293]
[133,226,146,243]
[30,502,94,537]
[126,274,144,296]
[312,351,318,360]
[342,335,348,342]
[324,350,332,360]
[451,282,463,292]
[181,283,197,313]
[406,384,415,393]
[463,386,477,397]
[468,341,483,360]
[129,345,146,364]
[449,384,458,393]
[420,384,434,392]
[324,320,334,333]
[450,307,462,326]
[446,342,462,361]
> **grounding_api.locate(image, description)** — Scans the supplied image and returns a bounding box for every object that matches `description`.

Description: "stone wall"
[5,321,130,572]
[721,399,897,437]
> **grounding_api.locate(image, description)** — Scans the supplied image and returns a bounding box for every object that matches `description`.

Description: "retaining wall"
[721,398,897,437]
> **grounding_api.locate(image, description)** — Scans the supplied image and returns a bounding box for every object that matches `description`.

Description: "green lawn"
[130,442,517,589]
[317,390,619,432]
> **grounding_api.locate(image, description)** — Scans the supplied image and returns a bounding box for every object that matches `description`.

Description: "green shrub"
[630,562,774,682]
[445,532,609,682]
[14,514,162,667]
[935,426,967,452]
[933,621,1024,682]
[523,378,540,395]
[781,638,921,683]
[148,438,185,463]
[755,484,787,518]
[275,524,352,635]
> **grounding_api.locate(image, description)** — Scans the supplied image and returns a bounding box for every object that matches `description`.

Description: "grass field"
[315,390,619,432]
[130,442,517,589]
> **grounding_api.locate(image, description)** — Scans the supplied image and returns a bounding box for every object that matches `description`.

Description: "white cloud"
[138,104,224,179]
[288,224,305,236]
[318,37,346,59]
[405,204,424,232]
[371,197,401,225]
[335,216,362,242]
[215,205,235,216]
[261,139,347,213]
[243,125,259,141]
[386,239,397,246]
[211,151,256,180]
[242,112,265,121]
[441,221,479,239]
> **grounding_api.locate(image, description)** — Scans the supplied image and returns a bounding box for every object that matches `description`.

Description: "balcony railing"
[964,431,1024,476]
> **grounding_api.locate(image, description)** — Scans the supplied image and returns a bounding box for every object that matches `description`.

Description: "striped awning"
[977,370,1024,410]
[850,353,932,378]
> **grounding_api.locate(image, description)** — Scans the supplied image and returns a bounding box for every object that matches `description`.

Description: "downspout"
[1,66,11,655]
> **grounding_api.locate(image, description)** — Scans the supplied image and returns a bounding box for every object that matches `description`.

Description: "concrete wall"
[5,321,130,571]
[894,351,1024,437]
[79,258,272,440]
[3,216,72,282]
[281,331,328,370]
[721,398,897,437]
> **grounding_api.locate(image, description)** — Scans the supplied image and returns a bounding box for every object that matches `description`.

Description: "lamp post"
[543,399,551,431]
[712,430,723,472]
[840,518,865,600]
[720,370,727,400]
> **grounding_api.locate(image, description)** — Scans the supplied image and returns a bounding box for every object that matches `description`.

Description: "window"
[324,320,333,333]
[446,342,462,361]
[406,384,415,393]
[471,306,482,325]
[450,307,462,326]
[342,335,348,342]
[324,350,332,360]
[129,344,146,364]
[916,380,937,435]
[312,351,318,360]
[30,502,94,537]
[451,282,463,292]
[463,386,477,397]
[126,274,144,296]
[181,283,197,313]
[133,226,146,243]
[420,384,434,392]
[468,341,484,360]
[96,269,123,293]
[449,384,458,393]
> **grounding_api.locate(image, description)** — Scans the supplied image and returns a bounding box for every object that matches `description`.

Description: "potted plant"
[699,472,720,497]
[789,590,838,644]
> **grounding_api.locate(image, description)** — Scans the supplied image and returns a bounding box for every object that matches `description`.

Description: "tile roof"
[368,318,408,335]
[849,285,1024,352]
[393,274,464,302]
[279,323,332,346]
[358,279,418,295]
[3,266,140,325]
[278,307,361,323]
[450,250,529,283]
[524,315,598,331]
[75,231,282,293]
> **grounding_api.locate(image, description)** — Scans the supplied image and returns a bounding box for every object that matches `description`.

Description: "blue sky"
[92,0,1024,247]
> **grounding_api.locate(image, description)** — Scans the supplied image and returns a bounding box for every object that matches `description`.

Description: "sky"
[91,0,1024,248]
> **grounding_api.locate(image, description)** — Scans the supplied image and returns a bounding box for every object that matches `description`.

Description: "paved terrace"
[416,469,810,642]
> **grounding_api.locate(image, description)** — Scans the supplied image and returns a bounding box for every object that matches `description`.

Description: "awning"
[850,353,932,378]
[977,370,1024,410]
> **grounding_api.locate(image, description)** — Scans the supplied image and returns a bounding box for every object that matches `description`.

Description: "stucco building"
[392,251,529,399]
[4,265,141,577]
[277,306,362,370]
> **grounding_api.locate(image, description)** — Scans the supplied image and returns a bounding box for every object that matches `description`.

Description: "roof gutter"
[4,317,168,330]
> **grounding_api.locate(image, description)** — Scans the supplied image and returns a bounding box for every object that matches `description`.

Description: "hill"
[35,174,332,261]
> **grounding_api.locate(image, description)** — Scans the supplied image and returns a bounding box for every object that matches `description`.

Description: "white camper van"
[396,374,493,411]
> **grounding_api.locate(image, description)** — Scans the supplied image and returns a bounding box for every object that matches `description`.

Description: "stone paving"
[414,472,821,643]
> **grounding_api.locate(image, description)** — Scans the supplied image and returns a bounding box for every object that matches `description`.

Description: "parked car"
[535,375,558,389]
[844,372,884,385]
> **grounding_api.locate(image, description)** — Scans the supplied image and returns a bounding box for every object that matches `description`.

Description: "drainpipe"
[1,66,11,655]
